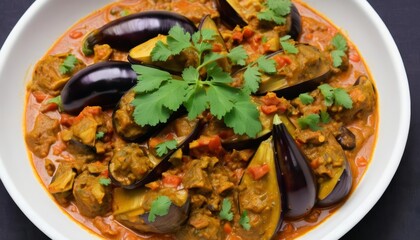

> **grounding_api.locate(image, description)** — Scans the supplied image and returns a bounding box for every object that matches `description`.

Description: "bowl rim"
[0,0,410,240]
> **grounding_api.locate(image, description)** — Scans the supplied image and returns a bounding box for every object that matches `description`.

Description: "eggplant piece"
[315,134,353,207]
[238,137,283,239]
[336,126,356,150]
[254,44,331,99]
[82,11,197,56]
[215,1,301,40]
[61,61,137,115]
[272,114,316,219]
[113,187,190,233]
[109,116,200,189]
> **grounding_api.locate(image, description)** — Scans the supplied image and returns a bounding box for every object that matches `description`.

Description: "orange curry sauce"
[24,0,377,239]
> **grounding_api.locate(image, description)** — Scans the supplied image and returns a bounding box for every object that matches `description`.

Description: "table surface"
[1,0,419,239]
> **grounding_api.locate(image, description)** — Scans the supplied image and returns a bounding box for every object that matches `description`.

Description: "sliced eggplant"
[109,116,200,189]
[215,1,301,40]
[113,187,190,233]
[253,44,331,99]
[82,10,197,56]
[61,61,137,115]
[315,134,353,207]
[336,126,356,150]
[272,114,316,219]
[238,137,283,239]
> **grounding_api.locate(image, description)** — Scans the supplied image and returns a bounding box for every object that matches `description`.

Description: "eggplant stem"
[273,114,282,125]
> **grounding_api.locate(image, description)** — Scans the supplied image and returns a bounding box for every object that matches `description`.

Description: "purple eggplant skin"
[82,11,198,56]
[61,61,137,115]
[317,159,353,207]
[336,126,356,150]
[109,117,201,189]
[289,4,302,40]
[272,115,317,219]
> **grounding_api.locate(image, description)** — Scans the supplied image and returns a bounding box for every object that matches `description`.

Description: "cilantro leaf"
[151,41,172,62]
[224,93,262,137]
[59,54,77,75]
[256,56,277,74]
[299,93,314,105]
[333,88,353,109]
[99,177,111,186]
[184,86,208,120]
[243,66,262,94]
[166,25,192,55]
[155,140,178,157]
[132,91,173,126]
[193,29,216,53]
[159,80,189,111]
[330,33,348,67]
[47,95,63,112]
[207,83,238,119]
[318,84,335,107]
[320,111,330,124]
[227,46,248,66]
[182,66,199,84]
[95,131,105,139]
[201,52,224,68]
[219,198,233,221]
[267,0,292,16]
[206,63,233,84]
[148,196,172,222]
[239,210,251,230]
[280,35,298,54]
[257,10,286,25]
[297,114,321,131]
[132,65,174,93]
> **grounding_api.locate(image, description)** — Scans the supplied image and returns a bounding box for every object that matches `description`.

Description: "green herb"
[47,95,63,112]
[219,198,233,221]
[280,35,298,54]
[299,93,314,105]
[239,210,251,230]
[148,196,172,222]
[155,140,178,157]
[59,54,77,75]
[318,83,353,109]
[257,0,292,25]
[131,26,264,137]
[330,33,348,67]
[98,177,111,186]
[320,111,331,124]
[95,131,105,140]
[119,9,130,17]
[297,114,321,131]
[261,35,268,43]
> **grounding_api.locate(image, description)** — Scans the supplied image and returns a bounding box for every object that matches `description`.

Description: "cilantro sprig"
[59,54,77,75]
[219,198,233,221]
[318,83,353,109]
[155,140,178,157]
[131,25,267,137]
[148,196,172,222]
[98,177,111,186]
[239,210,251,230]
[257,0,292,25]
[47,95,63,112]
[330,33,348,67]
[280,35,298,54]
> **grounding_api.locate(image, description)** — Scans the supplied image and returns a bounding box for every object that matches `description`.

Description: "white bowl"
[0,0,410,239]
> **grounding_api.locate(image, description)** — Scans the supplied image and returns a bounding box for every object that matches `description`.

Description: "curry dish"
[24,0,378,239]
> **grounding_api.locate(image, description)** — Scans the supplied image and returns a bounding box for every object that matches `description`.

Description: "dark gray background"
[0,0,418,239]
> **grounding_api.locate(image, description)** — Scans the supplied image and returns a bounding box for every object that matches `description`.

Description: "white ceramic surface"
[0,0,410,240]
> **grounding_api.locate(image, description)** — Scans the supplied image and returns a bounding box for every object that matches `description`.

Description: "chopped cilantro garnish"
[119,9,130,17]
[155,140,178,157]
[47,95,63,112]
[318,83,353,109]
[95,131,105,140]
[98,177,111,186]
[239,210,251,230]
[280,35,298,54]
[320,111,330,124]
[299,93,314,105]
[219,198,233,221]
[330,33,348,67]
[148,196,172,222]
[59,54,77,75]
[257,0,292,25]
[297,114,321,131]
[131,26,264,137]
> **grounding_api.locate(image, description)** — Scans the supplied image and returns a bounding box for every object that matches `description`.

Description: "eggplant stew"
[24,0,377,239]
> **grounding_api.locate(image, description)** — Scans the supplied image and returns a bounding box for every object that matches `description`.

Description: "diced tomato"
[261,105,278,115]
[273,55,292,69]
[232,31,243,43]
[208,135,222,152]
[101,169,109,178]
[149,137,163,149]
[40,103,58,113]
[162,174,182,188]
[242,27,254,39]
[356,156,368,167]
[247,164,270,180]
[60,113,74,127]
[212,43,223,52]
[32,91,48,103]
[223,222,233,234]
